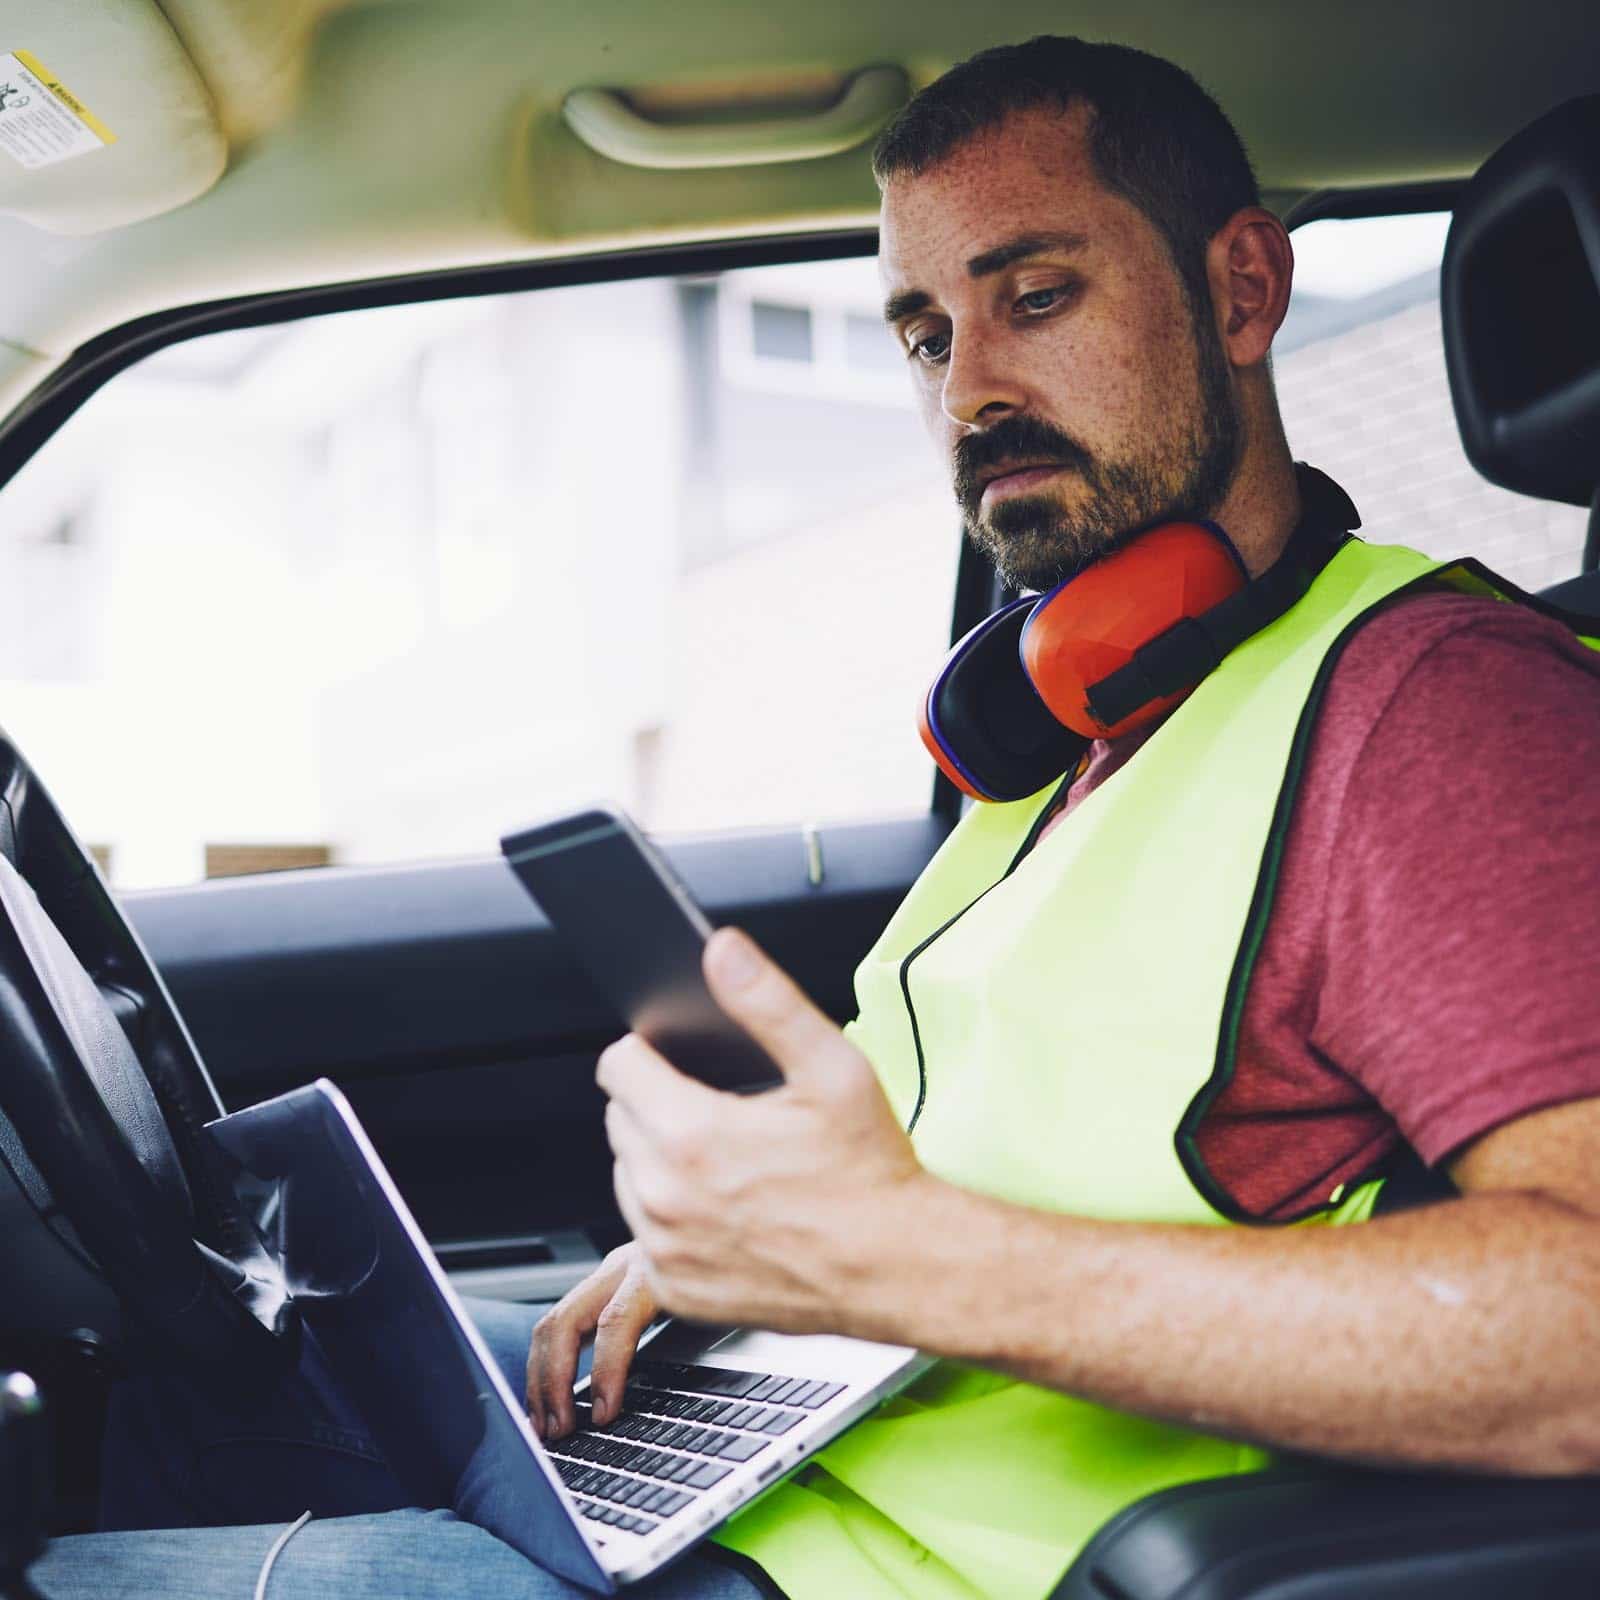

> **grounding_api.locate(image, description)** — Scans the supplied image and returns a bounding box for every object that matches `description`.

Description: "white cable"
[253,1510,313,1600]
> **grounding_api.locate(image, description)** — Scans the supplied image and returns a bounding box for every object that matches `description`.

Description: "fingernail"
[545,1412,560,1438]
[712,928,761,990]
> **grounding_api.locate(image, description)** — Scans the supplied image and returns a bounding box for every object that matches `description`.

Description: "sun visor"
[0,2,225,235]
[1442,95,1600,508]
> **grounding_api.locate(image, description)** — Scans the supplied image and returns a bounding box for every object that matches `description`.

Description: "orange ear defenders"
[919,464,1361,802]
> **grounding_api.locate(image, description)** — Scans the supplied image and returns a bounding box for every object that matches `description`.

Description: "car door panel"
[121,813,951,1265]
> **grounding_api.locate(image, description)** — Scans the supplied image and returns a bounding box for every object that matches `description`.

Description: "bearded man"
[38,32,1600,1600]
[526,33,1600,1600]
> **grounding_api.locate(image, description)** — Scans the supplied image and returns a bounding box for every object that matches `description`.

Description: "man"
[524,32,1600,1599]
[36,33,1600,1600]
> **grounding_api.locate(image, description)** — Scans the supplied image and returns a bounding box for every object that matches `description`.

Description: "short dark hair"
[872,36,1260,315]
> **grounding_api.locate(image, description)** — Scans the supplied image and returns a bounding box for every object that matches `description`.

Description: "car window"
[1278,210,1589,586]
[0,257,955,888]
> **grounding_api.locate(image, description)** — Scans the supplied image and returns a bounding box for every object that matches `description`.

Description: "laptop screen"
[207,1079,611,1593]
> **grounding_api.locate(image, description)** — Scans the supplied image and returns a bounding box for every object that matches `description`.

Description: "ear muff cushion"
[921,598,1088,802]
[1020,523,1247,739]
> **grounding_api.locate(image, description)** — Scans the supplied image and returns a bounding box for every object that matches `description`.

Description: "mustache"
[951,415,1096,515]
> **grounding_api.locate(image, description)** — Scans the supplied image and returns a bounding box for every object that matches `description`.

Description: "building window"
[715,259,913,407]
[749,301,814,363]
[844,310,904,378]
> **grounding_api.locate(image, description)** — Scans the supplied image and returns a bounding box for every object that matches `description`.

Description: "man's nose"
[940,326,1029,429]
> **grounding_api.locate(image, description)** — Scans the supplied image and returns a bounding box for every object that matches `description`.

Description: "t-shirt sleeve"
[1314,600,1600,1167]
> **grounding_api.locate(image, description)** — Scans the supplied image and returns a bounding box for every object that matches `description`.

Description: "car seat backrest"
[1441,93,1600,614]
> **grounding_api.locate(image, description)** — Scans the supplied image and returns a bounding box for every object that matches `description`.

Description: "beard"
[952,308,1243,592]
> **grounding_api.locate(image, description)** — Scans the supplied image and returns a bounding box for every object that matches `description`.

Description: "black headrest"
[1442,95,1600,508]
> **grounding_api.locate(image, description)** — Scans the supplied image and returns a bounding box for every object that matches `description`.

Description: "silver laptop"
[207,1080,931,1592]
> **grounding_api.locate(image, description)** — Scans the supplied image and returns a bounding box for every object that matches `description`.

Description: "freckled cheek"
[1042,346,1145,441]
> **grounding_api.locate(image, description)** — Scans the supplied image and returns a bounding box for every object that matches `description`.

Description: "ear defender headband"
[919,464,1362,802]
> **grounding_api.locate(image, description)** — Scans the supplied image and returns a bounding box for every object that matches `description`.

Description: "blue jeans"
[32,1299,767,1599]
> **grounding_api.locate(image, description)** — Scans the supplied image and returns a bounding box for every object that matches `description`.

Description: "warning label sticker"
[0,50,116,170]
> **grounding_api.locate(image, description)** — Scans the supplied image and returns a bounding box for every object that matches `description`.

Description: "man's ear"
[1206,206,1293,369]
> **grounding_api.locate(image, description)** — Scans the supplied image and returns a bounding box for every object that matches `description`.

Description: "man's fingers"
[588,1267,659,1425]
[604,1095,646,1161]
[596,1031,725,1124]
[702,927,855,1088]
[526,1250,627,1438]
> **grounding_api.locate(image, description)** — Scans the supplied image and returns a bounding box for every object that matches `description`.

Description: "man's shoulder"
[1323,583,1599,718]
[1293,581,1600,813]
[1291,581,1600,1172]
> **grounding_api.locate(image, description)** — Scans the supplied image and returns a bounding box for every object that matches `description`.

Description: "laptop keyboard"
[545,1359,847,1539]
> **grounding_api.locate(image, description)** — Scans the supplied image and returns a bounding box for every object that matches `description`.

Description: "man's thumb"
[704,927,845,1085]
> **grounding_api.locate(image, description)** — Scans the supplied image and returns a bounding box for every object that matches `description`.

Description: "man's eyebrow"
[882,288,932,327]
[966,230,1089,279]
[881,231,1090,326]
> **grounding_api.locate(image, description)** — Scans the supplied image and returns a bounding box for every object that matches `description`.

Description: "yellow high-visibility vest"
[715,540,1599,1599]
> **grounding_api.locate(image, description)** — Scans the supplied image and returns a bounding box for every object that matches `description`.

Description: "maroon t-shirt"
[1036,589,1600,1219]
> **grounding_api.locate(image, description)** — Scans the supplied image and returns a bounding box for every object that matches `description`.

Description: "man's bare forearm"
[852,1178,1600,1474]
[600,937,1600,1474]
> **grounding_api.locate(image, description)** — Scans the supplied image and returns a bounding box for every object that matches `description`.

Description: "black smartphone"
[500,806,781,1093]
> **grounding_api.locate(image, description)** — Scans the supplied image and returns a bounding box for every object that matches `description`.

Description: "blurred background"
[0,217,1584,888]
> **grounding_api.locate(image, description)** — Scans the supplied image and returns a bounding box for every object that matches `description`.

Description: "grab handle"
[561,65,908,170]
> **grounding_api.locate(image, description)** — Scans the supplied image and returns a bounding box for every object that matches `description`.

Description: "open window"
[0,242,963,889]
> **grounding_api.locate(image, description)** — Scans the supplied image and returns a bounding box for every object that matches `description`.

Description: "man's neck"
[1210,448,1302,578]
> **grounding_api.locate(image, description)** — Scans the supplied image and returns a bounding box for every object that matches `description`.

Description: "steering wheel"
[0,731,290,1374]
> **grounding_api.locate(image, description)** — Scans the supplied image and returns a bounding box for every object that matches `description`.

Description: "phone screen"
[500,807,781,1093]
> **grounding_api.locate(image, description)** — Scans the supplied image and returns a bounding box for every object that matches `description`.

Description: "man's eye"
[1016,286,1066,314]
[909,331,951,364]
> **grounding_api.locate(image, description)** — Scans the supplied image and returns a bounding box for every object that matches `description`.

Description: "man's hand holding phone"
[526,926,934,1438]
